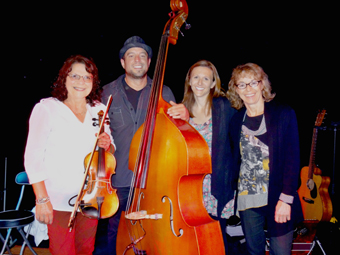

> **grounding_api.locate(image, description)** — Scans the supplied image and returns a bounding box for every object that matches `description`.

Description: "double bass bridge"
[125,210,163,220]
[126,192,163,221]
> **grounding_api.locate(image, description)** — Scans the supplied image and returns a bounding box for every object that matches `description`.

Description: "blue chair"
[0,171,37,255]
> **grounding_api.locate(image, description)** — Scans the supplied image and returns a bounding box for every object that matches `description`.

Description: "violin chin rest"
[81,206,99,219]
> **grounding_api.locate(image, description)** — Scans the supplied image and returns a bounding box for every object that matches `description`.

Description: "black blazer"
[211,97,237,217]
[229,100,303,236]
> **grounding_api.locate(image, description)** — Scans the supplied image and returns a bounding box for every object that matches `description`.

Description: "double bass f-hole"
[162,196,183,237]
[130,192,145,226]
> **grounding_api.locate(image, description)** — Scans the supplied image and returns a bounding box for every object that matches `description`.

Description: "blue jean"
[239,208,293,255]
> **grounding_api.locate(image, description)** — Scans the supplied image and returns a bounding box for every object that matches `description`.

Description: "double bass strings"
[126,33,168,214]
[124,33,170,253]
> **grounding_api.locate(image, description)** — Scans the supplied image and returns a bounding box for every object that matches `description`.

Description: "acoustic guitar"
[298,109,333,221]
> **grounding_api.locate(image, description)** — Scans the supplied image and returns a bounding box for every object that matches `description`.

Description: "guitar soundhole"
[307,179,317,199]
[310,183,317,199]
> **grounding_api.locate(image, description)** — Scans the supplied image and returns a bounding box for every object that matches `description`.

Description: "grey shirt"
[102,74,176,187]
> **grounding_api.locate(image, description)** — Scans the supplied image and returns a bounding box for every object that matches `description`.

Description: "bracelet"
[36,197,50,205]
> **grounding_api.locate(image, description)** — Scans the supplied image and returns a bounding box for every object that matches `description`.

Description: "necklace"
[242,112,266,136]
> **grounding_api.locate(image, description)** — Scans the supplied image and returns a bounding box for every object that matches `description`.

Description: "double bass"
[116,1,225,254]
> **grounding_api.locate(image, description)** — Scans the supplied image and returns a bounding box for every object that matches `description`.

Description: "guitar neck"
[308,127,318,179]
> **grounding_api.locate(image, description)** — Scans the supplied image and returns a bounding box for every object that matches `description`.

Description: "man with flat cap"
[94,36,188,255]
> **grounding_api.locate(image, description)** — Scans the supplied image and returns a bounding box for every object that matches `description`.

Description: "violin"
[68,96,119,231]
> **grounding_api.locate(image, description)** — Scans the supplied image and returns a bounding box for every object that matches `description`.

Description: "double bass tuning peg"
[178,21,191,37]
[184,21,191,30]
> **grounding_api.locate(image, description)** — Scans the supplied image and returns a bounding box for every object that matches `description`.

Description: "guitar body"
[298,166,332,221]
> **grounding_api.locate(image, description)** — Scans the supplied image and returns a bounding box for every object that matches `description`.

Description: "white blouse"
[24,97,114,212]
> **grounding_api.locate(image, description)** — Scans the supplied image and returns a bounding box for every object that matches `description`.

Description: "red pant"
[47,210,98,255]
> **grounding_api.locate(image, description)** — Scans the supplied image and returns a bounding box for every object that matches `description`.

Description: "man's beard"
[126,69,147,80]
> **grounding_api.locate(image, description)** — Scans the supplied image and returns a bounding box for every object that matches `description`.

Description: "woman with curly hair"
[24,55,115,255]
[227,63,302,255]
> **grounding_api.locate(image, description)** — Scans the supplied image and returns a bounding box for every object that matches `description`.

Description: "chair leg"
[0,230,13,255]
[20,223,33,255]
[20,223,31,255]
[17,228,37,255]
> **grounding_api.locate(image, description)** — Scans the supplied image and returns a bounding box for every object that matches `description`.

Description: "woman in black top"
[227,63,303,255]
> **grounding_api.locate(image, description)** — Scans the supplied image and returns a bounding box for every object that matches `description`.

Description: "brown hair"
[52,55,101,106]
[226,63,275,110]
[182,60,225,117]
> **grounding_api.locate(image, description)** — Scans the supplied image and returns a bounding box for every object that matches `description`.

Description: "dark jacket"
[229,100,303,236]
[211,97,237,217]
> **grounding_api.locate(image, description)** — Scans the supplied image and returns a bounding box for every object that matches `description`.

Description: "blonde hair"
[182,60,225,117]
[226,63,275,110]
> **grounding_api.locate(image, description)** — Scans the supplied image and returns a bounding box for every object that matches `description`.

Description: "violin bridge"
[125,210,163,220]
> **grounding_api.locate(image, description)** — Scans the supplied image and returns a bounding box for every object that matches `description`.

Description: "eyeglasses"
[236,80,261,89]
[68,73,93,82]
